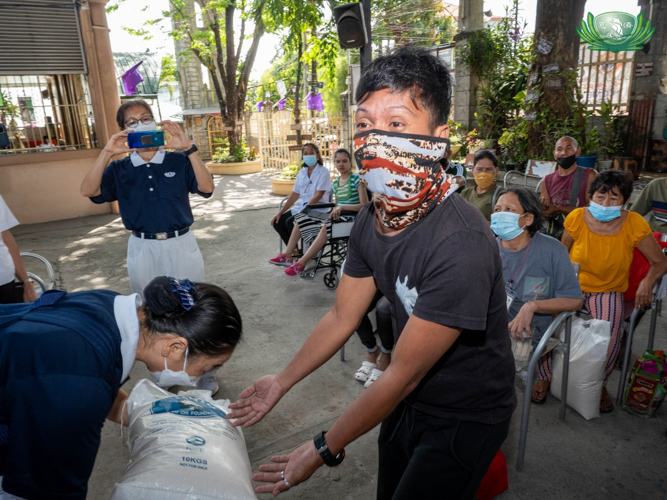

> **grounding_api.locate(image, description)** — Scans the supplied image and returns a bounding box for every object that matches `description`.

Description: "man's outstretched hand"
[228,375,286,427]
[252,440,324,496]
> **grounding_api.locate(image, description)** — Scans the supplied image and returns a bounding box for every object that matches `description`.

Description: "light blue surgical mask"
[490,212,527,241]
[588,201,622,222]
[303,155,318,167]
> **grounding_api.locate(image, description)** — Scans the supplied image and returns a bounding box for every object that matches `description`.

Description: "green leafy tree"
[372,0,455,52]
[159,54,179,99]
[108,0,327,148]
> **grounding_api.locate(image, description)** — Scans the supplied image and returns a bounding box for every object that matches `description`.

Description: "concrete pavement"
[11,172,667,499]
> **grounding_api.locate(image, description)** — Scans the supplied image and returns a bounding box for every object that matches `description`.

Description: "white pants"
[127,230,205,295]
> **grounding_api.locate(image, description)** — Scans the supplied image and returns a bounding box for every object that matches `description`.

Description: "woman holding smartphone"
[79,100,218,392]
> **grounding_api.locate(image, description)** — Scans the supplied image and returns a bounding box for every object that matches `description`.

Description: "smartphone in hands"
[128,130,164,149]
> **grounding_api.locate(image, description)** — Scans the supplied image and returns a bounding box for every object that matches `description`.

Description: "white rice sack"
[551,317,610,420]
[112,379,257,500]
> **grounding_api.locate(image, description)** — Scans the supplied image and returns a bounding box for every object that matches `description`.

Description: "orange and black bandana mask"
[353,130,455,229]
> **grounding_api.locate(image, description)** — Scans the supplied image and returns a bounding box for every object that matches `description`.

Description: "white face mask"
[149,348,200,388]
[130,120,157,132]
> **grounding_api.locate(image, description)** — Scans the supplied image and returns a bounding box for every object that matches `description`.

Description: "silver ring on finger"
[280,470,285,480]
[284,480,291,489]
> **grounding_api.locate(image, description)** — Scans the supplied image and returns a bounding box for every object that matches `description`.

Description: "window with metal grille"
[0,74,95,154]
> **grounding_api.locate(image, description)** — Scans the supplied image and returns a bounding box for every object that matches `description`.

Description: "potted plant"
[577,127,600,169]
[498,119,529,171]
[466,129,483,154]
[447,120,467,157]
[270,163,300,195]
[597,101,631,172]
[205,136,261,175]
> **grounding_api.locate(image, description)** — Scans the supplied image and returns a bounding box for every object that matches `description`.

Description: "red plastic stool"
[475,450,508,500]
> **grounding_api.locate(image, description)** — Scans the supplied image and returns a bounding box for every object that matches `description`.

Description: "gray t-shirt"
[499,232,582,345]
[344,193,516,425]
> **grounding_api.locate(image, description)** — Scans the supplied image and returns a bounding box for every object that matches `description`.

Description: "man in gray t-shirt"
[500,232,583,345]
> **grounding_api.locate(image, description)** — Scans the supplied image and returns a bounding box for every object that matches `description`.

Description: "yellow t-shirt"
[565,208,651,293]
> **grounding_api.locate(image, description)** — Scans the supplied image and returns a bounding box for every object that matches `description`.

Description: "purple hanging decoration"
[312,93,324,112]
[305,92,314,110]
[120,61,144,96]
[277,98,287,111]
[256,100,266,112]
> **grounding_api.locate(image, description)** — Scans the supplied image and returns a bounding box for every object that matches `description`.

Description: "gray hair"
[555,136,578,150]
[500,186,544,236]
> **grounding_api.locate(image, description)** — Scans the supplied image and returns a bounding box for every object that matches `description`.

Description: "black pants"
[377,402,511,500]
[274,212,296,246]
[0,281,21,304]
[357,291,394,353]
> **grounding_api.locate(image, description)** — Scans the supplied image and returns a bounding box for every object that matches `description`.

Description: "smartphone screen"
[128,130,165,149]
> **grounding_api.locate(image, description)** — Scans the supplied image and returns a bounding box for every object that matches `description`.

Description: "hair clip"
[169,278,196,311]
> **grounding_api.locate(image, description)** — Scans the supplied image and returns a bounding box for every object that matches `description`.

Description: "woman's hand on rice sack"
[508,302,534,341]
[228,374,286,427]
[252,440,324,496]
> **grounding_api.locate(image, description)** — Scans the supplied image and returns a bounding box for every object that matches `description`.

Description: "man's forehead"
[555,139,574,148]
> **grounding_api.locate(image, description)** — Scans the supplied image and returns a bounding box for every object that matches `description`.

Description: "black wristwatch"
[184,144,198,156]
[314,431,345,466]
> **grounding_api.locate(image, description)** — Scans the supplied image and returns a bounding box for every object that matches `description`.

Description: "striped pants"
[538,291,625,386]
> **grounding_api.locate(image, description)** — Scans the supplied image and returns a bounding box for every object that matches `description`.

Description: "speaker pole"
[359,0,372,74]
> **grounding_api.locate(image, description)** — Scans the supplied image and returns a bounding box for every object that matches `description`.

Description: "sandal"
[354,361,376,382]
[364,368,384,388]
[530,381,550,405]
[600,393,614,413]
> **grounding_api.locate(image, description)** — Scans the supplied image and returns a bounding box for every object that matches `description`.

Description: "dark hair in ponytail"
[142,278,242,357]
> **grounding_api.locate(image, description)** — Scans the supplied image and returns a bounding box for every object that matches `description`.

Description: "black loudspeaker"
[333,2,368,49]
[0,123,9,149]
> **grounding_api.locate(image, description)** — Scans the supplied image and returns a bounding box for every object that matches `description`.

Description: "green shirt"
[333,173,361,206]
[631,178,667,233]
[460,185,504,221]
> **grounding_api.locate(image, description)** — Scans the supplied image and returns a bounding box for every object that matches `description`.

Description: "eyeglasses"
[124,115,154,128]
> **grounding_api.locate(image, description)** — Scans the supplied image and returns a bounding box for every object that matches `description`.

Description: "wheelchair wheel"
[323,269,338,289]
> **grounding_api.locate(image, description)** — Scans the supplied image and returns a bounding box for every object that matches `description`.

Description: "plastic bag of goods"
[622,350,667,418]
[551,317,610,420]
[112,379,257,500]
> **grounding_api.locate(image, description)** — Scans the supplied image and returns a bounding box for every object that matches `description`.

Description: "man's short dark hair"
[501,186,544,236]
[116,99,153,129]
[355,46,453,129]
[588,170,633,203]
[473,149,498,168]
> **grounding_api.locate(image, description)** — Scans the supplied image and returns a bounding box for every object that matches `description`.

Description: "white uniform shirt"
[0,195,19,286]
[291,164,331,215]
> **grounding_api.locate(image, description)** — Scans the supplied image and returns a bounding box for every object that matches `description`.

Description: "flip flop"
[530,389,548,405]
[600,394,614,413]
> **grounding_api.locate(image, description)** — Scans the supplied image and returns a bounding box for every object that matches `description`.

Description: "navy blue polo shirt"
[0,290,123,500]
[90,150,213,234]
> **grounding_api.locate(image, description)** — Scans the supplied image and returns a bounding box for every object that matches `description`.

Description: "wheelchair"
[278,199,356,289]
[18,252,57,296]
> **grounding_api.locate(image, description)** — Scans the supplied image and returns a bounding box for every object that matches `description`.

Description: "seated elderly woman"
[270,148,368,276]
[491,186,583,405]
[270,143,332,249]
[562,170,667,413]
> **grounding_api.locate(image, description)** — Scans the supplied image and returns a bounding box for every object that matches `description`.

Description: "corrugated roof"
[113,52,162,97]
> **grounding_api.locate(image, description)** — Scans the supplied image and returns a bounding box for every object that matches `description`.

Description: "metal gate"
[247,110,344,175]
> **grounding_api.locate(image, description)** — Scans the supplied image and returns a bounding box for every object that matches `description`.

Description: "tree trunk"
[527,0,586,156]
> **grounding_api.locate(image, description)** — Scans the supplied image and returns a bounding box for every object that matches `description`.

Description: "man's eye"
[390,122,403,127]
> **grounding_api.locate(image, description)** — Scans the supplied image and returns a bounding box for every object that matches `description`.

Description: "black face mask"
[556,155,577,169]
